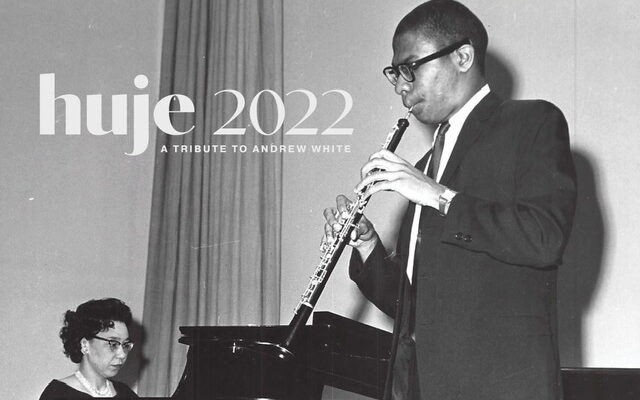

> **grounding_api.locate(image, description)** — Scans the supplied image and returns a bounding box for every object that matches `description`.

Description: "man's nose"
[394,76,411,96]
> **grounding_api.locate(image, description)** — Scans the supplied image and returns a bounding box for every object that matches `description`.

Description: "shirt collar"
[447,84,490,129]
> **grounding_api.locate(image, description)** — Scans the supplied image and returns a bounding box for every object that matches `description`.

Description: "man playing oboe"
[323,1,577,399]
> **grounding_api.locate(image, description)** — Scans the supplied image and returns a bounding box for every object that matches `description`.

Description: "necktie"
[426,121,450,180]
[405,121,450,285]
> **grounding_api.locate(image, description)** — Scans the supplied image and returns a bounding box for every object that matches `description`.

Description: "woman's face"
[82,321,131,378]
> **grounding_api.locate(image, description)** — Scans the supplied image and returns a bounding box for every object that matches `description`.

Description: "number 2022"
[213,89,353,136]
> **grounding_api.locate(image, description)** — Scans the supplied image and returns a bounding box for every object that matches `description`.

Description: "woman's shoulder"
[112,380,139,398]
[39,379,92,399]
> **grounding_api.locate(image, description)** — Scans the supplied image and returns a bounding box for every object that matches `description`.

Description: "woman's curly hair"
[59,298,132,363]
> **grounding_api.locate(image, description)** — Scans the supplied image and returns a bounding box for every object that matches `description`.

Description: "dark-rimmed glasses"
[92,335,135,353]
[383,38,471,85]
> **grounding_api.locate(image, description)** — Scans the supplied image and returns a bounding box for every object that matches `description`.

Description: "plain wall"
[280,4,640,400]
[0,2,163,399]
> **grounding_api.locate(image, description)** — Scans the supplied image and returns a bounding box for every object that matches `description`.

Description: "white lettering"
[153,94,195,136]
[39,73,81,135]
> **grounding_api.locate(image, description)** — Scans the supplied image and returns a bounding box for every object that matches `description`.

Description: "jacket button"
[464,235,472,242]
[455,232,464,240]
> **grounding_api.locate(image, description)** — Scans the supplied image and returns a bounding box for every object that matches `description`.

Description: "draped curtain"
[139,0,283,396]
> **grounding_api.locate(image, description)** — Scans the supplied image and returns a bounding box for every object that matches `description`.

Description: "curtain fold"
[139,0,283,396]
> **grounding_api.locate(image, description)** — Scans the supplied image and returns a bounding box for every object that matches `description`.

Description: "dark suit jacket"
[350,92,577,400]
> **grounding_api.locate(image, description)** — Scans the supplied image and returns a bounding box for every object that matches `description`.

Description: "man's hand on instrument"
[356,149,445,209]
[322,195,378,259]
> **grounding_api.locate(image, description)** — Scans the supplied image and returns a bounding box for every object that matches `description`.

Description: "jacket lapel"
[415,148,433,172]
[440,92,502,185]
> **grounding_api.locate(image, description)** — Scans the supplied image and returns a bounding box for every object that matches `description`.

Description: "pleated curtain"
[139,0,283,396]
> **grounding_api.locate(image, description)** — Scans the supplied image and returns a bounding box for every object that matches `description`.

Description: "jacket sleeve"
[442,102,577,267]
[349,240,404,317]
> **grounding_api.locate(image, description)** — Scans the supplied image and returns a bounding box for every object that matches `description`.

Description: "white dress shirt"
[406,84,490,284]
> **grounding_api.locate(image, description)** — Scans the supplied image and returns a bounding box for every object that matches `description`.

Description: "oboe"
[283,107,413,349]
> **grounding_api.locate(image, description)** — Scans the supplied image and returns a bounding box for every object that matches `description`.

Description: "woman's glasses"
[92,335,135,353]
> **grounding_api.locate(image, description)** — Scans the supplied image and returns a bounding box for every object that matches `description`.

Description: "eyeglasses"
[92,336,135,353]
[383,38,471,85]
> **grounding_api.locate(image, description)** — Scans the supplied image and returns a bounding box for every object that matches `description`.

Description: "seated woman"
[39,298,139,399]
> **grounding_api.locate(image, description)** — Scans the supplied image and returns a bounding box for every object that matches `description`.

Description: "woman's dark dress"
[39,379,138,399]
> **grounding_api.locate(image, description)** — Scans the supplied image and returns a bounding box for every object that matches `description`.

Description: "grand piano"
[171,311,391,400]
[167,310,640,400]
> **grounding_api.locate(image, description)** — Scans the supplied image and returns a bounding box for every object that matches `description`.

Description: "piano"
[170,311,640,400]
[171,311,391,400]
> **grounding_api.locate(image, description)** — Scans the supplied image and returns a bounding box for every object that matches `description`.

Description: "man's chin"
[411,106,444,126]
[408,104,430,123]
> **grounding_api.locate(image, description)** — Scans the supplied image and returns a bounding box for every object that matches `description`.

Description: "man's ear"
[454,44,475,72]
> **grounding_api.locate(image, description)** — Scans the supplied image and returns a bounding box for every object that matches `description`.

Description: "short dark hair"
[59,298,132,363]
[395,0,488,72]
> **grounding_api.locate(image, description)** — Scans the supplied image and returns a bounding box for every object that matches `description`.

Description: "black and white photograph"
[1,1,639,399]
